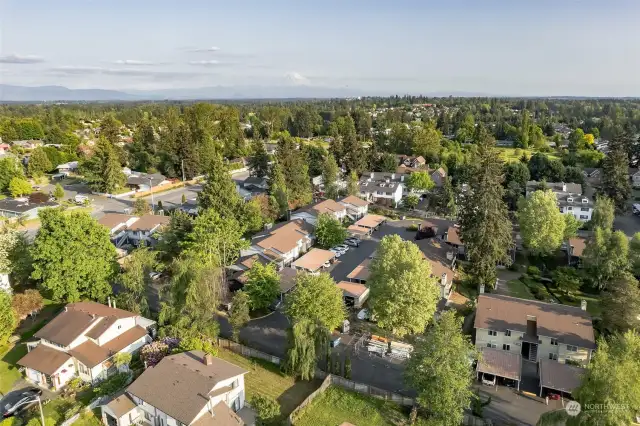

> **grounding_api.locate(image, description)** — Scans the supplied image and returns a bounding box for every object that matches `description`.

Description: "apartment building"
[525,181,594,221]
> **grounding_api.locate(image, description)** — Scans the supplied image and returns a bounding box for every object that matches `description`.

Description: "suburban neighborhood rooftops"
[476,347,522,381]
[126,172,167,187]
[97,213,136,230]
[191,401,244,426]
[525,181,583,195]
[105,393,137,418]
[0,198,58,214]
[347,258,371,282]
[127,214,170,232]
[336,281,369,298]
[237,254,270,270]
[127,351,247,425]
[539,359,584,394]
[339,195,369,207]
[17,344,71,375]
[568,237,587,258]
[474,294,596,349]
[354,214,386,229]
[291,248,335,272]
[347,224,370,235]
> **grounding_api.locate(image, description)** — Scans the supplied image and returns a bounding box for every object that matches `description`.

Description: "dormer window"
[582,198,588,204]
[567,197,573,203]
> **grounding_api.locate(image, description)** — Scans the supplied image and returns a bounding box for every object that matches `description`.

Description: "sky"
[1,0,639,96]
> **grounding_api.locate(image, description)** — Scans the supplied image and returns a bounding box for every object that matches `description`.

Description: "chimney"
[107,297,112,308]
[204,353,214,365]
[581,300,587,311]
[479,284,485,294]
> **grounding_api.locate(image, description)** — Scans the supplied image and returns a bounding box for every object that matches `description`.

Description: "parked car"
[332,247,348,255]
[335,244,350,252]
[344,238,360,247]
[322,261,331,268]
[1,387,42,418]
[74,194,89,204]
[329,248,343,258]
[481,373,496,386]
[149,272,162,280]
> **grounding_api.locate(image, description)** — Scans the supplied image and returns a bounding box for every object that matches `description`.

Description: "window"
[486,342,497,348]
[549,353,558,360]
[550,338,558,346]
[78,363,89,375]
[580,215,588,220]
[503,344,510,351]
[581,207,589,212]
[567,207,573,211]
[488,330,497,336]
[231,379,239,389]
[144,413,151,421]
[117,325,121,330]
[504,330,511,337]
[567,345,578,352]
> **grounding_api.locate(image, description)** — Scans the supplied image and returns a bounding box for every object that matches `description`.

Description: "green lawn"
[496,147,559,163]
[216,348,319,418]
[294,386,431,426]
[506,279,534,300]
[71,409,102,426]
[0,343,27,394]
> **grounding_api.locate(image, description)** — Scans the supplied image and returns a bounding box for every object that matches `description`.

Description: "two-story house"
[243,219,315,267]
[474,293,595,367]
[358,172,404,207]
[525,181,594,221]
[101,351,246,426]
[420,238,457,301]
[338,195,369,220]
[18,301,154,390]
[290,199,347,226]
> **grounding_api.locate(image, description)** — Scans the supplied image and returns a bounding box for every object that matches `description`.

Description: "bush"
[250,395,280,426]
[527,266,541,277]
[93,372,131,397]
[406,224,419,231]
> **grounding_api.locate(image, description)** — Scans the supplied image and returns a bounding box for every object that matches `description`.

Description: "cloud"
[0,54,45,64]
[191,46,221,52]
[188,60,221,66]
[113,60,160,66]
[49,66,204,79]
[285,71,310,85]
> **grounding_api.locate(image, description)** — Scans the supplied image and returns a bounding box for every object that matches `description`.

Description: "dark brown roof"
[105,393,138,418]
[69,326,148,368]
[127,351,247,425]
[191,401,244,426]
[539,359,584,394]
[85,317,117,339]
[278,267,298,293]
[35,302,137,346]
[340,195,369,207]
[347,258,371,282]
[17,344,72,375]
[474,294,596,349]
[98,213,135,230]
[476,347,522,381]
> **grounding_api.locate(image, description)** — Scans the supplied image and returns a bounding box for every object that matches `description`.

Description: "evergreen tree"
[346,171,359,196]
[601,272,640,333]
[432,178,457,217]
[459,126,513,288]
[268,160,289,217]
[27,147,52,177]
[582,227,629,290]
[248,139,270,177]
[229,291,250,342]
[602,132,631,211]
[340,116,366,173]
[198,154,243,220]
[81,139,126,193]
[276,135,312,207]
[322,155,340,200]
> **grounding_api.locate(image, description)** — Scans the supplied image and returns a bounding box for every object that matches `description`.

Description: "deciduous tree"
[591,196,615,231]
[551,267,582,297]
[116,246,157,316]
[322,155,340,200]
[368,235,439,336]
[411,122,442,162]
[26,147,52,178]
[9,177,32,197]
[0,157,24,193]
[582,227,629,290]
[11,289,44,319]
[31,208,116,302]
[563,214,581,240]
[406,171,435,192]
[406,311,477,426]
[0,291,17,346]
[133,198,151,216]
[518,190,566,255]
[459,127,513,288]
[52,183,65,201]
[315,213,347,249]
[244,263,281,311]
[346,171,359,196]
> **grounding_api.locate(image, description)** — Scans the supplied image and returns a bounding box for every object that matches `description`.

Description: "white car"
[335,244,350,252]
[332,246,348,255]
[329,248,343,258]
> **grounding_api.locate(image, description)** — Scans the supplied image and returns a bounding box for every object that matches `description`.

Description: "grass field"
[506,279,535,300]
[496,147,559,163]
[71,410,102,426]
[294,386,431,426]
[0,343,28,394]
[216,349,320,418]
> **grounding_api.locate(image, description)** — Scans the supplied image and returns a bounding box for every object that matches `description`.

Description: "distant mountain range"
[0,84,507,102]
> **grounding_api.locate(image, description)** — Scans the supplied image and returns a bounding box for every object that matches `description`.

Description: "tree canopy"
[518,190,566,255]
[314,213,347,249]
[244,263,281,310]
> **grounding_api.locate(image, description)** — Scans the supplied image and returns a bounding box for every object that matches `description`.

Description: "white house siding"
[475,327,525,355]
[96,318,137,346]
[560,206,593,221]
[193,375,246,416]
[90,335,149,382]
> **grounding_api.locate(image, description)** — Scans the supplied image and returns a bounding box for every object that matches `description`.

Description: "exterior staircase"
[529,344,538,362]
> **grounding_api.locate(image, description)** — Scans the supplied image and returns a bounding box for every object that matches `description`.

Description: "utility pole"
[148,177,155,212]
[181,159,186,182]
[37,396,46,426]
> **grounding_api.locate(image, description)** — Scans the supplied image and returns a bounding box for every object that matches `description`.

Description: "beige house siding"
[475,327,524,353]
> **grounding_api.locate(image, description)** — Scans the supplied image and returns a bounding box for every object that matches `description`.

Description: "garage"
[476,347,522,390]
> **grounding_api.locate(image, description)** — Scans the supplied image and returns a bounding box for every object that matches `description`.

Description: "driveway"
[614,212,640,237]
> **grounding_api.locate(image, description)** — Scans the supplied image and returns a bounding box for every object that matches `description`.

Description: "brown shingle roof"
[69,326,148,368]
[278,267,298,293]
[347,258,371,282]
[17,344,71,375]
[476,347,522,381]
[340,195,369,207]
[539,359,584,394]
[68,301,136,319]
[255,220,312,254]
[347,225,370,235]
[474,294,596,349]
[191,402,244,426]
[127,214,170,232]
[85,317,117,339]
[291,249,335,272]
[127,351,247,425]
[98,213,135,230]
[304,199,346,216]
[568,237,586,258]
[105,393,137,418]
[337,281,369,298]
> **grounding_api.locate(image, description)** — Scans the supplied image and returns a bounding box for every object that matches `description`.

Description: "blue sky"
[1,0,639,96]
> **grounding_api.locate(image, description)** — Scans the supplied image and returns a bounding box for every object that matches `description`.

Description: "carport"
[538,359,584,398]
[476,347,522,390]
[291,248,335,274]
[348,224,371,237]
[354,214,386,231]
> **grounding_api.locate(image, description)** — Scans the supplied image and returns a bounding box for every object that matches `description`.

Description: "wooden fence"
[217,338,283,365]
